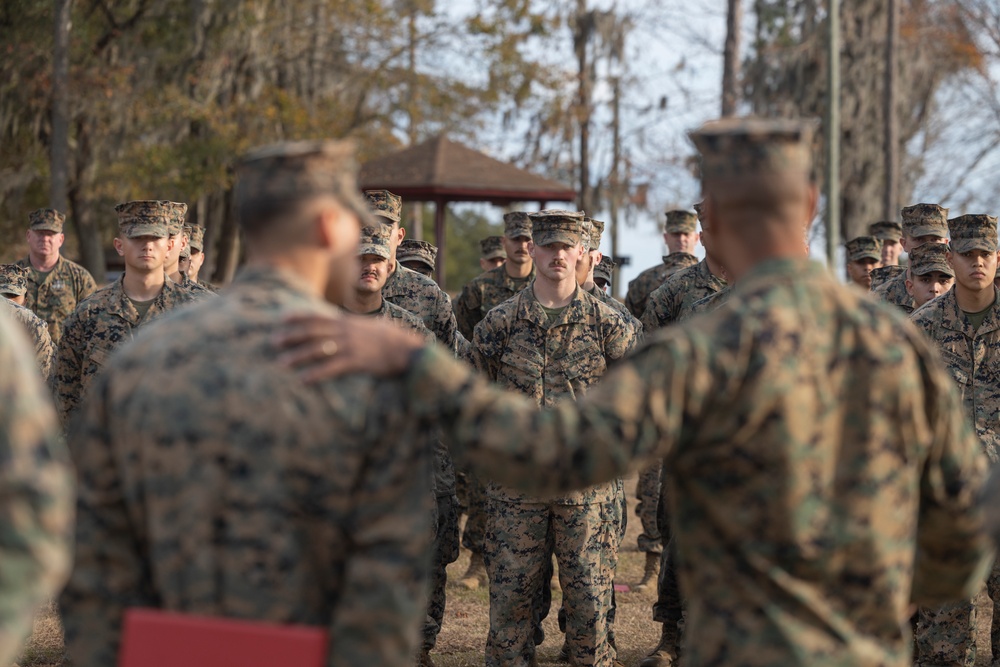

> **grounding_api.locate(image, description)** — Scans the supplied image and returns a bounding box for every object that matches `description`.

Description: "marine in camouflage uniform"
[398,239,438,279]
[870,265,906,292]
[580,217,643,339]
[452,211,535,588]
[17,208,97,345]
[909,213,1000,667]
[51,201,205,424]
[163,203,214,298]
[0,315,73,667]
[183,223,219,292]
[347,226,457,667]
[0,264,55,378]
[872,203,950,315]
[473,210,636,667]
[625,210,700,320]
[372,118,992,667]
[641,255,727,333]
[594,256,615,291]
[479,235,508,273]
[870,220,903,267]
[61,140,438,667]
[844,236,883,290]
[364,190,461,352]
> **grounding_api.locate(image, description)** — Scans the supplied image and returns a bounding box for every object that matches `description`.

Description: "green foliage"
[411,204,504,293]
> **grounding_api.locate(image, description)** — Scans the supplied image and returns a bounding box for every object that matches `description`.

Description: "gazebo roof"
[359,135,576,203]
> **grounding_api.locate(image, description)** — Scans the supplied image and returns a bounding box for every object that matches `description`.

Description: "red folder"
[119,608,329,667]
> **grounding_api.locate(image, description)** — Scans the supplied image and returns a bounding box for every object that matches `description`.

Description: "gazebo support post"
[434,198,447,287]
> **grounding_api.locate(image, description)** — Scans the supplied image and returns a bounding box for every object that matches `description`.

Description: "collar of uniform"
[501,264,535,289]
[20,255,64,281]
[737,257,827,286]
[382,260,417,297]
[940,288,1000,338]
[517,282,590,329]
[695,258,728,290]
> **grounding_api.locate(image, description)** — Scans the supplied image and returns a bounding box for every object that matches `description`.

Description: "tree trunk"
[212,189,240,285]
[721,0,742,117]
[67,118,106,278]
[574,0,592,213]
[883,0,900,220]
[51,0,71,214]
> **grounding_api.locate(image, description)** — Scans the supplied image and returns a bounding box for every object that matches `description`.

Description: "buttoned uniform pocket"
[554,347,606,397]
[498,347,544,400]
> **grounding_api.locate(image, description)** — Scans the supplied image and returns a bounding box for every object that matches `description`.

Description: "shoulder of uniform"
[76,282,116,308]
[909,291,949,323]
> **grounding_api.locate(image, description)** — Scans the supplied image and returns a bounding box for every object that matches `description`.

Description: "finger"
[277,340,342,369]
[297,355,363,384]
[273,320,343,348]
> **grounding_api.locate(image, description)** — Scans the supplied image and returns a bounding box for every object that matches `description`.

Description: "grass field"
[12,474,997,667]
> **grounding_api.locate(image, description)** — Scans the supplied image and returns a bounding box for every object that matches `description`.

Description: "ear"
[905,279,914,297]
[396,225,406,244]
[528,241,536,258]
[113,237,125,256]
[805,182,820,225]
[166,237,176,252]
[55,232,66,248]
[593,250,603,265]
[945,251,954,268]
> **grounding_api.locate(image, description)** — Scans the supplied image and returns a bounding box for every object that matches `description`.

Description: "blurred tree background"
[1,0,998,292]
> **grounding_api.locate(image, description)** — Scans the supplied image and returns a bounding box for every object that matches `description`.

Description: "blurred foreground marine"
[0,315,73,666]
[910,213,1000,667]
[60,140,437,667]
[282,117,994,667]
[17,208,97,345]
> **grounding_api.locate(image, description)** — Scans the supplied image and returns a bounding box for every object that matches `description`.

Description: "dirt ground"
[12,474,997,666]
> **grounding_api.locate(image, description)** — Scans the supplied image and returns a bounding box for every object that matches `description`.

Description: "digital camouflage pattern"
[903,203,950,239]
[409,257,992,667]
[845,235,882,262]
[28,208,65,233]
[364,189,402,223]
[949,214,998,254]
[0,315,73,667]
[872,270,916,314]
[453,263,535,341]
[480,236,507,260]
[163,201,188,236]
[634,464,662,555]
[0,263,28,297]
[687,285,733,318]
[870,265,907,292]
[471,283,635,667]
[594,256,615,287]
[910,289,1000,463]
[528,209,586,247]
[869,220,902,242]
[585,284,643,339]
[624,253,699,320]
[114,200,172,238]
[185,223,205,252]
[383,263,459,351]
[910,287,1000,665]
[641,259,727,332]
[16,255,97,345]
[51,275,204,424]
[663,210,697,234]
[690,117,817,179]
[398,239,438,273]
[909,242,953,277]
[60,266,436,667]
[1,298,55,379]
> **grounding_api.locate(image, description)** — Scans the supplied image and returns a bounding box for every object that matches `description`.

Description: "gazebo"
[359,135,577,285]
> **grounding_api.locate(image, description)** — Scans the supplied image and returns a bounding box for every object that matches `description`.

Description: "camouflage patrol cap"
[594,256,616,285]
[236,140,376,228]
[588,218,605,251]
[364,190,402,224]
[358,225,392,260]
[164,201,188,237]
[28,208,66,233]
[398,239,438,271]
[580,217,593,251]
[845,236,882,263]
[868,221,902,242]
[185,223,206,252]
[479,235,507,260]
[664,252,699,271]
[901,203,948,239]
[692,201,705,222]
[0,264,28,297]
[908,242,953,277]
[528,209,586,246]
[503,212,532,239]
[948,214,999,254]
[869,265,906,290]
[664,210,697,234]
[114,200,171,239]
[688,117,819,182]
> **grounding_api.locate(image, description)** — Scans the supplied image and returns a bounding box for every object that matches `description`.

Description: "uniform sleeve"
[912,341,994,606]
[641,287,669,332]
[432,291,460,351]
[470,312,504,380]
[0,322,74,666]
[624,277,646,319]
[453,284,482,342]
[408,335,699,496]
[604,310,638,361]
[34,321,55,381]
[60,372,155,666]
[327,392,434,665]
[51,310,86,425]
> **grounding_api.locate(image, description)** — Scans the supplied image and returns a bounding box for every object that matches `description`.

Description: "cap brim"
[358,244,390,259]
[911,264,954,278]
[873,233,901,242]
[483,250,507,260]
[30,223,63,233]
[504,230,532,240]
[907,225,947,239]
[849,252,881,263]
[950,239,998,254]
[400,257,435,270]
[0,286,26,297]
[121,224,169,239]
[534,231,582,247]
[664,226,697,234]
